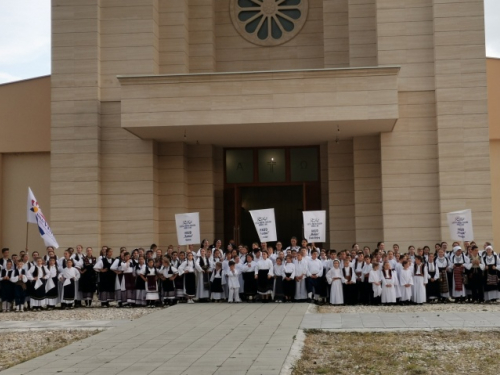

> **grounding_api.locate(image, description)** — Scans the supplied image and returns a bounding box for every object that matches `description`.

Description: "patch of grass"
[292,330,500,375]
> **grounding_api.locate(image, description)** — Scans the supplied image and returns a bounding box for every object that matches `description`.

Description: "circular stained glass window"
[230,0,309,47]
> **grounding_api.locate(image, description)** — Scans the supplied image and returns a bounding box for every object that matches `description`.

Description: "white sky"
[0,0,499,84]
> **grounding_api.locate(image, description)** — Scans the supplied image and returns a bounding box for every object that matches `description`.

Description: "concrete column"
[327,140,355,250]
[51,0,102,249]
[353,136,383,247]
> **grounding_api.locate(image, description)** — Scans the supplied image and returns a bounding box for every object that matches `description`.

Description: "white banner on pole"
[249,208,277,242]
[447,209,474,242]
[303,210,326,242]
[175,212,201,245]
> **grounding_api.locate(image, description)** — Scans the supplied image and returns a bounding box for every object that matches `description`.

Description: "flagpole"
[25,222,29,250]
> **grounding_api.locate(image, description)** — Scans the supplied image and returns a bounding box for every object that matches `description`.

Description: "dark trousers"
[469,272,484,302]
[14,286,26,306]
[306,277,320,296]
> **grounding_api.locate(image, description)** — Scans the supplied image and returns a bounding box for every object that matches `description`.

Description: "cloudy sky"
[0,0,499,84]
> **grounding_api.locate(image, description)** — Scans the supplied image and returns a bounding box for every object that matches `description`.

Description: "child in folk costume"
[135,256,147,306]
[381,261,398,304]
[352,253,366,303]
[210,262,224,302]
[174,252,186,301]
[13,261,28,312]
[399,261,413,305]
[465,245,485,303]
[283,255,296,302]
[142,258,159,307]
[59,259,80,309]
[482,246,499,302]
[368,262,382,305]
[45,257,59,310]
[326,259,344,305]
[426,253,440,302]
[435,249,451,302]
[110,251,125,307]
[160,258,177,306]
[178,252,197,303]
[342,258,357,305]
[294,253,308,301]
[1,260,15,312]
[448,247,468,303]
[255,251,274,302]
[195,248,211,301]
[273,257,285,302]
[411,256,428,304]
[226,261,241,303]
[234,256,245,300]
[93,248,116,307]
[242,254,257,301]
[28,257,49,310]
[79,247,97,307]
[116,252,136,307]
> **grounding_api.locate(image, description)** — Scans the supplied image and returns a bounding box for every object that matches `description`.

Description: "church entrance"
[223,146,322,247]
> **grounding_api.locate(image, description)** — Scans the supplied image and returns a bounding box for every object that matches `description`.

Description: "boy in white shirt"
[226,261,241,303]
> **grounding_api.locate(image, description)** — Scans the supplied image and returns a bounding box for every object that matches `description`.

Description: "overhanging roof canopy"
[118,66,400,146]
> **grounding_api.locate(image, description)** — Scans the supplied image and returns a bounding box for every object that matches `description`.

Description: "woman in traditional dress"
[254,251,274,302]
[59,258,80,309]
[135,256,147,306]
[210,262,224,302]
[79,247,97,307]
[143,258,159,307]
[195,247,211,301]
[435,249,450,302]
[411,256,428,305]
[342,258,357,305]
[426,253,440,302]
[294,253,308,301]
[93,248,116,307]
[242,254,257,301]
[483,246,499,302]
[45,257,59,310]
[1,260,16,312]
[368,261,382,305]
[28,257,49,311]
[160,258,177,306]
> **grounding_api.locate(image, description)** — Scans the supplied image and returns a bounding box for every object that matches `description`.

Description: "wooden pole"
[25,222,29,251]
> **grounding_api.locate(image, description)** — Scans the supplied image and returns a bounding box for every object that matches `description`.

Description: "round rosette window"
[230,0,309,46]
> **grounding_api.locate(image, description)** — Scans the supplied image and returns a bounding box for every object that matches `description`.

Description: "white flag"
[27,187,59,249]
[175,212,201,245]
[249,208,277,242]
[303,211,326,242]
[447,209,474,242]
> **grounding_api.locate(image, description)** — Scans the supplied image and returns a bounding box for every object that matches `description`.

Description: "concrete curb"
[280,329,306,375]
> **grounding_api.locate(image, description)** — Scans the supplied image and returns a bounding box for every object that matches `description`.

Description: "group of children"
[0,238,497,311]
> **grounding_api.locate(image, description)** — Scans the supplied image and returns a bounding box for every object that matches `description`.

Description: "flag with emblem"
[27,187,59,248]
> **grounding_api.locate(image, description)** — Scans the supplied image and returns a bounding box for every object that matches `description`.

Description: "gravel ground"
[0,305,155,321]
[0,330,98,371]
[293,330,500,375]
[318,301,500,314]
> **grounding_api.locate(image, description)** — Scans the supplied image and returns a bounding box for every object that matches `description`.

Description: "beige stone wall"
[99,102,159,250]
[2,153,50,254]
[327,140,355,250]
[189,0,216,73]
[323,0,349,68]
[377,0,441,248]
[353,135,383,245]
[433,0,492,243]
[348,0,377,67]
[0,77,51,153]
[158,0,189,74]
[215,0,324,72]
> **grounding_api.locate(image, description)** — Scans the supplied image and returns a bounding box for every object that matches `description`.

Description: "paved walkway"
[301,311,500,331]
[1,303,308,375]
[0,319,128,332]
